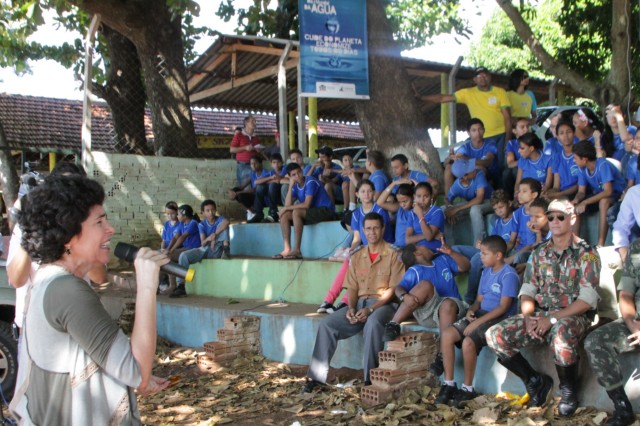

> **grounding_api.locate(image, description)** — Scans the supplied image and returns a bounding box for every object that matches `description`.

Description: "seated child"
[255,153,286,223]
[178,199,230,270]
[166,204,201,297]
[406,182,445,251]
[514,133,553,195]
[453,189,514,304]
[377,180,414,248]
[507,197,550,275]
[506,178,544,265]
[228,155,272,223]
[339,152,355,211]
[307,145,343,205]
[571,139,626,246]
[436,236,519,406]
[444,158,493,243]
[503,117,530,197]
[382,241,470,377]
[547,120,580,200]
[159,201,180,290]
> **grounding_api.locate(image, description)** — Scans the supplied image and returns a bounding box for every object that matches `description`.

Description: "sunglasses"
[546,214,566,222]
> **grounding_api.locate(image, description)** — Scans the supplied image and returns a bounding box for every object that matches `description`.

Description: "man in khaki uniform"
[304,212,405,392]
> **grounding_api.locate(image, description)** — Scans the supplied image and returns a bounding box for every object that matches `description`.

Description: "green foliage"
[215,0,471,47]
[467,0,570,79]
[469,0,639,89]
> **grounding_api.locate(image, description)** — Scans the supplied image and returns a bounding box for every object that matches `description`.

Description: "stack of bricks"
[361,332,437,406]
[197,315,261,371]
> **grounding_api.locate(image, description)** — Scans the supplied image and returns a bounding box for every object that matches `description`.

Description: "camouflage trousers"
[584,319,640,390]
[486,313,591,366]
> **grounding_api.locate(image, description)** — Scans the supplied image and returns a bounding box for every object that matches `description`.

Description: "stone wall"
[87,152,245,265]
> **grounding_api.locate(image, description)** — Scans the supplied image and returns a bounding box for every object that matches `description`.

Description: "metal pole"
[81,14,101,172]
[278,42,292,159]
[297,63,307,155]
[440,73,449,147]
[448,56,464,145]
[308,97,318,158]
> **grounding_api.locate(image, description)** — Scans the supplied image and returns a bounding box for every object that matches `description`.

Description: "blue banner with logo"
[299,0,369,99]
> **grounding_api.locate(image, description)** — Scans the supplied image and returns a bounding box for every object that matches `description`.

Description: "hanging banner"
[299,0,369,99]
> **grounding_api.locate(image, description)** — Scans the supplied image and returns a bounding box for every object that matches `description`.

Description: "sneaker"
[265,213,279,223]
[383,322,401,342]
[317,302,335,314]
[246,210,256,221]
[430,352,444,377]
[264,215,275,223]
[221,247,231,260]
[303,379,323,393]
[247,213,264,223]
[333,302,348,312]
[452,387,477,407]
[435,383,457,405]
[158,283,169,293]
[169,284,187,298]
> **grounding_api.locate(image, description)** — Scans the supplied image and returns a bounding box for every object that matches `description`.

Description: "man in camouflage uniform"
[584,238,639,426]
[486,199,600,417]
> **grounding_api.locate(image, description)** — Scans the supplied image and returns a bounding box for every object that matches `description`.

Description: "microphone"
[114,242,195,282]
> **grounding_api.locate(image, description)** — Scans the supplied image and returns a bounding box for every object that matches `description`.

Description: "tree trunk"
[71,0,197,157]
[0,120,19,225]
[93,25,151,155]
[496,0,631,107]
[353,0,443,186]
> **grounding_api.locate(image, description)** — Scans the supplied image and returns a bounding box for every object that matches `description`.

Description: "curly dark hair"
[19,176,105,264]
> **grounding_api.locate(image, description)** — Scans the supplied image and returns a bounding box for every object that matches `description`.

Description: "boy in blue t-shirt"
[363,150,389,198]
[572,140,626,246]
[445,158,494,243]
[502,118,530,198]
[255,153,287,223]
[274,162,336,259]
[307,145,344,206]
[383,241,470,377]
[436,236,519,406]
[160,201,180,253]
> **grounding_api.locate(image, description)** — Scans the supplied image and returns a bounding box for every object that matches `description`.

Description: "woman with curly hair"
[10,175,170,425]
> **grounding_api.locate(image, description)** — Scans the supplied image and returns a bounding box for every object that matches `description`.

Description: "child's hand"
[575,202,587,215]
[437,235,451,255]
[474,239,482,249]
[466,310,476,322]
[413,204,424,217]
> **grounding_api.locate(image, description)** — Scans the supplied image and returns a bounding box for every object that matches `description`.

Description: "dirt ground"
[135,340,640,426]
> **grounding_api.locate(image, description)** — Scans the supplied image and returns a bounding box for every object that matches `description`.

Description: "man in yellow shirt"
[423,67,512,169]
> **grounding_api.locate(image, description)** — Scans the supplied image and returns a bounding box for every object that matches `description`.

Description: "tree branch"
[495,0,602,103]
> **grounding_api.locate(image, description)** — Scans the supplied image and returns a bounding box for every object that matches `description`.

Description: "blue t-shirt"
[552,151,581,191]
[178,219,201,249]
[409,206,445,251]
[369,169,390,193]
[398,255,461,299]
[292,176,335,209]
[512,206,536,251]
[394,207,412,248]
[506,138,520,163]
[448,170,493,202]
[198,216,226,238]
[612,126,637,161]
[310,162,342,181]
[543,136,579,157]
[491,216,514,243]
[351,204,394,245]
[478,263,520,317]
[162,220,180,247]
[577,158,626,196]
[518,152,552,184]
[456,139,499,174]
[625,154,640,184]
[250,169,273,188]
[391,170,429,193]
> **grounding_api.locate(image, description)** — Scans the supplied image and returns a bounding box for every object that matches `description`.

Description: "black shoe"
[556,363,579,416]
[170,284,187,298]
[430,352,444,377]
[334,302,348,311]
[606,387,636,426]
[303,379,323,393]
[435,383,457,405]
[383,322,401,342]
[527,373,553,407]
[317,302,335,314]
[221,247,231,260]
[452,387,477,408]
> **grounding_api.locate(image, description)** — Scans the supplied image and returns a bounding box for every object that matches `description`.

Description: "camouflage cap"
[546,199,575,215]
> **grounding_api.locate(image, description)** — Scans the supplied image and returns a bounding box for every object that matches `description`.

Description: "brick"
[369,366,430,389]
[385,332,436,353]
[224,315,260,332]
[370,375,430,391]
[217,329,260,340]
[204,340,260,358]
[196,354,228,371]
[361,385,394,407]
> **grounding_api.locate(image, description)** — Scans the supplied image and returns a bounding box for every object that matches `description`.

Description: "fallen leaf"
[472,407,501,424]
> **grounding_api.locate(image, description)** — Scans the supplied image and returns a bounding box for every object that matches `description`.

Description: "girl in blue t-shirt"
[406,182,444,251]
[514,133,552,195]
[600,103,637,160]
[548,120,581,200]
[377,179,414,248]
[160,201,180,252]
[350,179,393,247]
